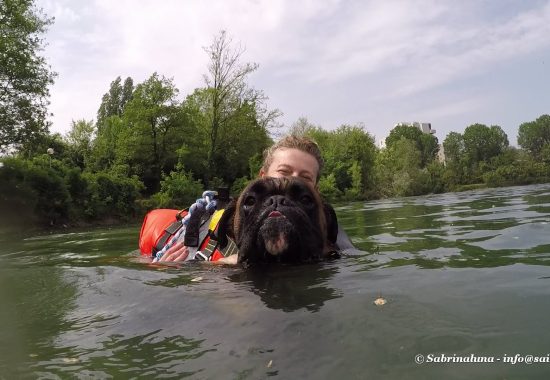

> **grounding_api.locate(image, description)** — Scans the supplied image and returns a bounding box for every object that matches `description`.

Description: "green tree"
[483,153,550,188]
[419,132,439,165]
[463,123,508,163]
[375,137,433,197]
[304,125,331,151]
[385,124,424,148]
[176,88,212,179]
[391,138,431,196]
[20,131,69,164]
[0,156,74,225]
[211,100,272,183]
[88,77,134,172]
[64,119,94,168]
[385,124,438,166]
[150,164,204,209]
[96,76,134,128]
[318,173,342,199]
[345,160,363,198]
[441,131,467,188]
[307,124,376,198]
[0,0,56,153]
[87,115,126,172]
[518,114,550,159]
[119,73,188,193]
[202,30,280,183]
[442,131,464,164]
[82,171,144,219]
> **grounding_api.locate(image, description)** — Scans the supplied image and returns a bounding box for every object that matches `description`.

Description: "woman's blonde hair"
[261,135,324,182]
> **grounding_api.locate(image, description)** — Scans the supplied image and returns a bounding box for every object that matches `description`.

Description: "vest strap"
[195,234,239,261]
[153,220,184,254]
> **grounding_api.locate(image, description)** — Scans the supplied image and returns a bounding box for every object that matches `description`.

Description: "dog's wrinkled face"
[219,177,327,263]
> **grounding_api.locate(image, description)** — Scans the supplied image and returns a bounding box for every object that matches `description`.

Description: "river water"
[2,184,550,379]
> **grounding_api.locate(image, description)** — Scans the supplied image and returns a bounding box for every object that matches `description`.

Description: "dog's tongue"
[268,210,283,218]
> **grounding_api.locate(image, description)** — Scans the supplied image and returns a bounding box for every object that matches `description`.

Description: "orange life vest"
[139,208,237,261]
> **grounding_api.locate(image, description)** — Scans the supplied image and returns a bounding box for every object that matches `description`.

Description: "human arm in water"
[152,242,189,263]
[153,241,238,264]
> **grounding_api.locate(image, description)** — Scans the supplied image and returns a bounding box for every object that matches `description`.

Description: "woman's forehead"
[272,148,319,173]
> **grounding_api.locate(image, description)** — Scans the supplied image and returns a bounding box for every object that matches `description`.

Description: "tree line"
[1,0,550,227]
[292,115,550,200]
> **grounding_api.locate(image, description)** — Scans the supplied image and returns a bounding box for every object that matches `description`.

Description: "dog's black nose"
[266,195,287,208]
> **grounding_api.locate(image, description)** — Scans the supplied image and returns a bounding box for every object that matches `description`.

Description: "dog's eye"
[243,196,256,207]
[300,195,313,204]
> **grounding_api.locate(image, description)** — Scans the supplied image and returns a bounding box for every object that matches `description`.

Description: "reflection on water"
[1,184,550,378]
[228,265,342,312]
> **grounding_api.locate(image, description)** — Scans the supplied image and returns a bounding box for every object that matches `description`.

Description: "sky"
[37,0,550,146]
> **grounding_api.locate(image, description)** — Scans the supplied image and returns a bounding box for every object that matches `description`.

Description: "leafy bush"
[0,157,71,225]
[83,171,144,219]
[0,158,38,225]
[426,161,445,194]
[208,176,226,190]
[484,161,550,187]
[318,173,342,201]
[150,165,204,209]
[26,163,71,223]
[343,161,363,199]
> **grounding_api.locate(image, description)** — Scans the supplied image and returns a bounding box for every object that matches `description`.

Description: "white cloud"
[37,0,550,143]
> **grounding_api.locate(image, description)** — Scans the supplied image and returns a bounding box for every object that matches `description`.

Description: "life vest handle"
[175,208,188,221]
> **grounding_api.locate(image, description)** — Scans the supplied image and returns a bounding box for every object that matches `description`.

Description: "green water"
[2,184,550,379]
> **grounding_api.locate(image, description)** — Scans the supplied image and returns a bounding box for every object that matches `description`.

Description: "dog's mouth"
[259,209,292,256]
[268,210,284,218]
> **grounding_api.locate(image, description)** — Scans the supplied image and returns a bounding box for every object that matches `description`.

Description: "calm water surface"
[2,184,550,379]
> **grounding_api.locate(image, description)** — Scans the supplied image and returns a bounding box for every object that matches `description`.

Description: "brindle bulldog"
[217,177,336,264]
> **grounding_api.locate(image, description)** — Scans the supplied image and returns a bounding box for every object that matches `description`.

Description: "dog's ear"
[323,202,339,244]
[215,200,237,249]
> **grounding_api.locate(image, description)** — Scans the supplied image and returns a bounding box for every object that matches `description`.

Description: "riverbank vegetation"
[2,1,550,227]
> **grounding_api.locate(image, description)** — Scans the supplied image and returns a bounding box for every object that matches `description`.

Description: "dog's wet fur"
[217,177,332,264]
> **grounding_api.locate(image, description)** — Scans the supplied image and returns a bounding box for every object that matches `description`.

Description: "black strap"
[153,219,184,256]
[204,234,239,260]
[220,238,239,257]
[195,233,239,261]
[195,234,218,261]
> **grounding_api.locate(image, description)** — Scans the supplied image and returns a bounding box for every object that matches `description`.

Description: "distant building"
[395,122,436,135]
[437,144,445,163]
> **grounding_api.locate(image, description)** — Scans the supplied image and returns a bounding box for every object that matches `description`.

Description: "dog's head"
[217,177,328,263]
